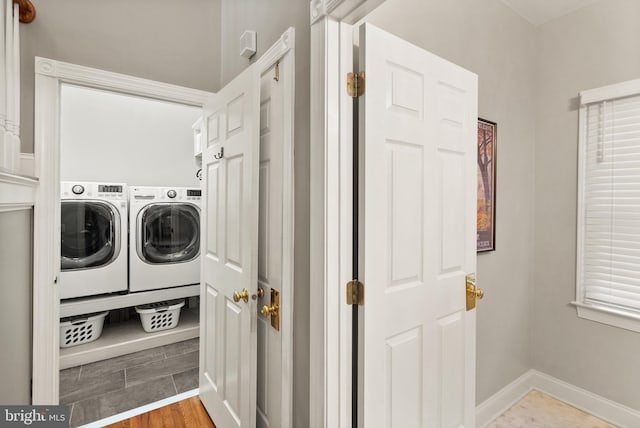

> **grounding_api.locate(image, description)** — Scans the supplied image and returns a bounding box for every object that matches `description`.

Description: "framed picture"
[477,118,496,252]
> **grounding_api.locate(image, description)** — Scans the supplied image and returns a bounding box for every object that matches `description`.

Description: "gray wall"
[20,0,221,153]
[60,84,201,188]
[532,0,640,410]
[219,1,311,426]
[365,0,537,404]
[0,209,33,405]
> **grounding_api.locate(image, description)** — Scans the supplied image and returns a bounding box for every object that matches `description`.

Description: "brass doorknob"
[261,304,279,317]
[465,273,484,311]
[233,289,249,303]
[261,288,280,331]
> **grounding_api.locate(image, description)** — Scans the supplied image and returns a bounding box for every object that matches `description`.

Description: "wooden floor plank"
[106,397,216,428]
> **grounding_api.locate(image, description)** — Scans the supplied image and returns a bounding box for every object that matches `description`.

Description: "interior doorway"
[32,28,296,428]
[57,84,203,426]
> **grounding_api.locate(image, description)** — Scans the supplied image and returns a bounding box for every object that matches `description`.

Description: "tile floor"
[60,338,199,427]
[488,390,617,428]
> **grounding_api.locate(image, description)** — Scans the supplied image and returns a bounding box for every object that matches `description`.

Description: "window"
[575,79,640,332]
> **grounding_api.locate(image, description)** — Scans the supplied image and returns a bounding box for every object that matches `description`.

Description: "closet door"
[358,23,479,428]
[199,63,261,428]
[256,62,285,428]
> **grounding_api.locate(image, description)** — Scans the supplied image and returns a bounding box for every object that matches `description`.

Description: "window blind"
[580,93,640,311]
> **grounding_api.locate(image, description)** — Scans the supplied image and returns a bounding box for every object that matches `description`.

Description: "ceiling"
[500,0,600,25]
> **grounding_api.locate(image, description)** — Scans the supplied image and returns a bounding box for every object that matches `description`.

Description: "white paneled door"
[199,63,261,428]
[257,63,285,428]
[358,23,478,428]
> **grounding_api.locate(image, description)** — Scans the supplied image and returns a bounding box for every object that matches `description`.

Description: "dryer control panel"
[130,187,202,203]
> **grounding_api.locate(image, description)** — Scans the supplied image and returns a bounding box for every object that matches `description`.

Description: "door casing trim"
[309,1,386,427]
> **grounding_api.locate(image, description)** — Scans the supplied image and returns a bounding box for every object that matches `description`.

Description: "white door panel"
[199,63,261,428]
[257,64,284,428]
[359,23,478,428]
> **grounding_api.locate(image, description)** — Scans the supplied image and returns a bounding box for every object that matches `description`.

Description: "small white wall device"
[240,30,257,59]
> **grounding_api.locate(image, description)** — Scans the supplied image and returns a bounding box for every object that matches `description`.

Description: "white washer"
[129,186,201,292]
[60,182,129,299]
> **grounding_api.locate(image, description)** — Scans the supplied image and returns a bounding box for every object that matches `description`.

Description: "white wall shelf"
[60,285,199,318]
[59,307,199,369]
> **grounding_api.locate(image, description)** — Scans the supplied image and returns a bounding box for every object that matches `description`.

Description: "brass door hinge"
[347,71,365,97]
[346,280,364,305]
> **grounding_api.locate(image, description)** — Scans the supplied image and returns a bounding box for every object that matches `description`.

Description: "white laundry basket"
[135,299,185,333]
[60,311,108,348]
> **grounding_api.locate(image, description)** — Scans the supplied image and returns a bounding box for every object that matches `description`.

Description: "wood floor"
[105,396,215,428]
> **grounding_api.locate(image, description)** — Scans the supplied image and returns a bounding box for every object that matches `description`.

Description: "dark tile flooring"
[60,338,199,427]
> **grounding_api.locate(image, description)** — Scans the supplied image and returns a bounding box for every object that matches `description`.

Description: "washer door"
[139,203,200,264]
[61,200,120,270]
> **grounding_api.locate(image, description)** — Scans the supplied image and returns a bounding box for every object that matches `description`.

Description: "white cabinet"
[193,117,203,159]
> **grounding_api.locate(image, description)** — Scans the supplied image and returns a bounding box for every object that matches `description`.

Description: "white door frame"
[308,1,386,427]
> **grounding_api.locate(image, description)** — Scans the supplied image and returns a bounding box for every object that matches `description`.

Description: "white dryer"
[60,182,129,299]
[129,186,201,292]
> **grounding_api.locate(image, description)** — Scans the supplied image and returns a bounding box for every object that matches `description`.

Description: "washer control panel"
[61,182,127,200]
[186,189,201,201]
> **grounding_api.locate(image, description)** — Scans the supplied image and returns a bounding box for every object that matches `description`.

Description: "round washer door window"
[140,204,200,264]
[61,201,118,270]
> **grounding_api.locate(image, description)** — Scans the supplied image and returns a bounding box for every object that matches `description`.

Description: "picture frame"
[477,118,497,252]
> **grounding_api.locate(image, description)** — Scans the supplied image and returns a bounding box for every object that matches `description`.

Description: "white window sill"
[571,301,640,333]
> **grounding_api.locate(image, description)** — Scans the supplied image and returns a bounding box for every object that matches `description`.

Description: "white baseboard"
[476,369,640,428]
[530,370,640,428]
[476,370,535,427]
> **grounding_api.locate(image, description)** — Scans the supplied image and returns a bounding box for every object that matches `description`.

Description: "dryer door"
[61,200,120,270]
[139,203,200,264]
